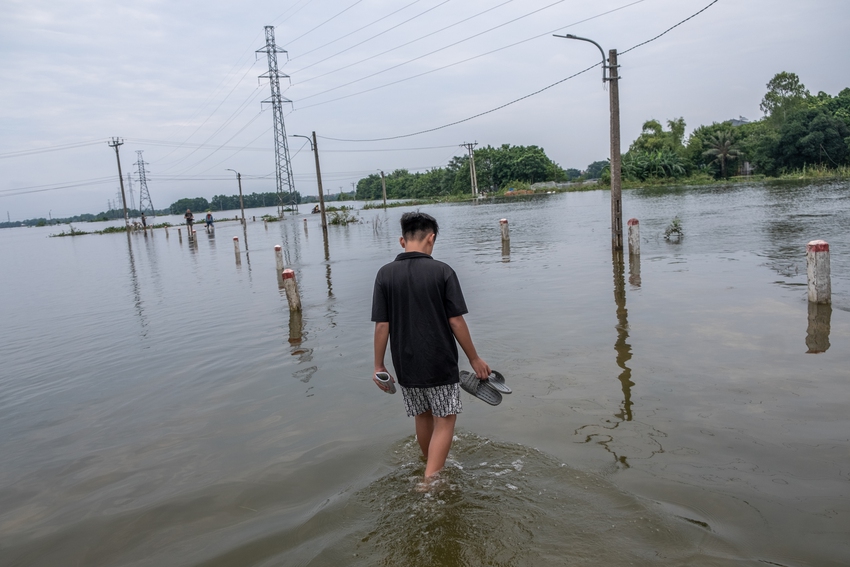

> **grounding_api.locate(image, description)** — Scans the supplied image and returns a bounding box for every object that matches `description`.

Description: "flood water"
[1,181,848,566]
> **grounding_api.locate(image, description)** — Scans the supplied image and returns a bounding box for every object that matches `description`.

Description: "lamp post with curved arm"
[291,132,327,231]
[554,33,623,250]
[225,169,245,225]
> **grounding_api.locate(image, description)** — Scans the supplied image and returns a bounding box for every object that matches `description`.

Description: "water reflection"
[323,231,333,298]
[613,250,634,422]
[125,233,147,335]
[805,302,831,353]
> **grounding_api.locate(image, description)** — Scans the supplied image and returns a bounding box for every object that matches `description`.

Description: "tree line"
[355,144,599,201]
[618,72,849,182]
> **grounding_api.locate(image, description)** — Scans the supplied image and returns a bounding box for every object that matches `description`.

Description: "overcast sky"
[1,0,847,220]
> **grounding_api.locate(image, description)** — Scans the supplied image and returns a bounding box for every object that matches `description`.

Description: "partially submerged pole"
[627,218,640,256]
[282,269,302,311]
[499,218,510,243]
[275,244,285,273]
[233,236,241,264]
[178,227,182,243]
[806,240,831,304]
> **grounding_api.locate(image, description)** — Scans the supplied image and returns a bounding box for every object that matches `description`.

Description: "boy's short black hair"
[400,211,439,241]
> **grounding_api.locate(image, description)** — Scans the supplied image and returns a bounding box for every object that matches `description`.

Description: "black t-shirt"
[371,252,468,388]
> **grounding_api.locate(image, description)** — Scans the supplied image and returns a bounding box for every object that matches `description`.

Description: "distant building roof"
[730,116,750,127]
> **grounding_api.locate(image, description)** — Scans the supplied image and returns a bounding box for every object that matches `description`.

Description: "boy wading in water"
[372,212,491,482]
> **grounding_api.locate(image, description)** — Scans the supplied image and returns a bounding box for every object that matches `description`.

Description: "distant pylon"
[135,150,155,217]
[126,173,136,216]
[257,25,296,217]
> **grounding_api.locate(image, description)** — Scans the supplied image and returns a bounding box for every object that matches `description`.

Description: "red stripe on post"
[499,219,508,224]
[627,218,639,226]
[282,269,295,280]
[807,240,829,253]
[274,245,281,251]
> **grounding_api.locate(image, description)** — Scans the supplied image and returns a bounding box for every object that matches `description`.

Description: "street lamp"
[225,168,246,225]
[555,33,623,250]
[291,132,328,231]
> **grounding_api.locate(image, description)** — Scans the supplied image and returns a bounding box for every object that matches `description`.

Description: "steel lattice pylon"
[135,150,155,217]
[257,25,296,217]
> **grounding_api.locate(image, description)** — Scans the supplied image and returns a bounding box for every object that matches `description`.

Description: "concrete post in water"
[233,236,240,262]
[178,227,182,243]
[282,269,302,311]
[806,240,831,304]
[274,244,285,273]
[499,218,510,243]
[627,218,640,256]
[165,226,169,238]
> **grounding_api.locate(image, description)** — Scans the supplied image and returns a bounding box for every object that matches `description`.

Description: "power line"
[291,0,425,61]
[294,0,646,110]
[285,0,366,46]
[0,140,104,159]
[318,0,718,142]
[293,0,540,95]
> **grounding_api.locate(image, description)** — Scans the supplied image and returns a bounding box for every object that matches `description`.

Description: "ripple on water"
[308,432,746,567]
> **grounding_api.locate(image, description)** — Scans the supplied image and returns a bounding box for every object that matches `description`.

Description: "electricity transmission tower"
[257,25,296,217]
[135,150,155,217]
[460,142,479,197]
[126,173,136,216]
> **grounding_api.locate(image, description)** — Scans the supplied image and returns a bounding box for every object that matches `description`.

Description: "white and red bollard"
[806,240,831,304]
[499,218,510,243]
[627,218,640,256]
[274,244,285,273]
[282,269,302,311]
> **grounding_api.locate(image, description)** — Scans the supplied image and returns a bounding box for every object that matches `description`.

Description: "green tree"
[628,117,686,154]
[760,71,809,125]
[702,130,741,178]
[584,160,608,179]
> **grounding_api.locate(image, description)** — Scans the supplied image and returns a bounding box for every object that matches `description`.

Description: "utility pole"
[291,132,328,231]
[460,142,479,197]
[226,169,246,224]
[108,137,130,229]
[555,34,623,250]
[135,150,155,217]
[257,26,296,218]
[380,170,387,208]
[608,49,623,250]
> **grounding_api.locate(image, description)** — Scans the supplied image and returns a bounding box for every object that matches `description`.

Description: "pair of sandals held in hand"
[459,370,511,406]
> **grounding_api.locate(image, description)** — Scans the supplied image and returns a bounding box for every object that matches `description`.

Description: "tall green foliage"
[354,144,569,199]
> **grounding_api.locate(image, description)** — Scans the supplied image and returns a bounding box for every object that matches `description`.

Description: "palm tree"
[703,130,741,178]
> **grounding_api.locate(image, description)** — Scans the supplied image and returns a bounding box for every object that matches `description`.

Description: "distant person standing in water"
[184,209,194,229]
[141,213,147,228]
[205,212,213,229]
[371,212,490,485]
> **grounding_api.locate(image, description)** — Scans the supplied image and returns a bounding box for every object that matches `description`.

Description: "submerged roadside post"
[178,227,182,243]
[275,245,285,286]
[627,218,640,256]
[806,240,831,304]
[233,236,241,264]
[282,269,302,311]
[500,218,510,243]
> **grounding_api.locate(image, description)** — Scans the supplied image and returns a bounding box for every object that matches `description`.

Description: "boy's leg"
[424,414,457,478]
[414,410,434,459]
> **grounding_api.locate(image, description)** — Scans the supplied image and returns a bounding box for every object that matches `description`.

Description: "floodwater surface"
[0,181,848,566]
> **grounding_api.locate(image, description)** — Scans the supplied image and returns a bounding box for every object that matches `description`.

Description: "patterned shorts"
[400,383,463,418]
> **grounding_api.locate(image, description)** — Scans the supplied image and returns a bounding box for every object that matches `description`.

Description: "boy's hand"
[470,357,491,380]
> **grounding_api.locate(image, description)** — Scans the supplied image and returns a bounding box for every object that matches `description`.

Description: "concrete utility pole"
[555,34,623,250]
[291,133,328,230]
[460,142,479,197]
[380,170,387,208]
[108,138,130,229]
[226,169,246,224]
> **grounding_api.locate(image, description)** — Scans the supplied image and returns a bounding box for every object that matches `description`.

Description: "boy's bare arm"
[373,322,392,390]
[449,315,491,379]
